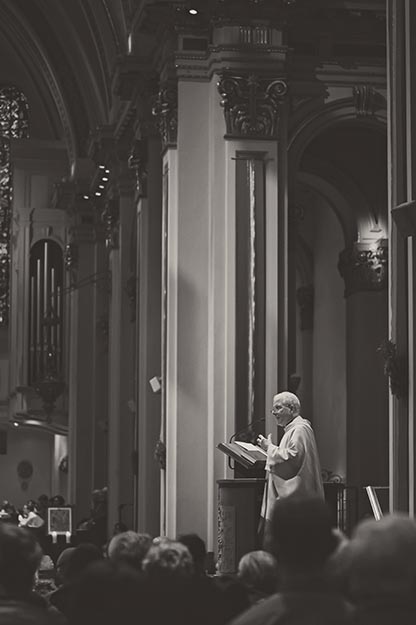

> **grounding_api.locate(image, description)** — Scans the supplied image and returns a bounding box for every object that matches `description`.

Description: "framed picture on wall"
[47,507,72,535]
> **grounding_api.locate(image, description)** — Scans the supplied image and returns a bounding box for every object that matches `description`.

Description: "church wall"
[0,426,53,508]
[312,201,347,479]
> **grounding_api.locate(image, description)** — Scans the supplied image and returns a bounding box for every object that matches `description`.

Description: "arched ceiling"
[0,0,130,164]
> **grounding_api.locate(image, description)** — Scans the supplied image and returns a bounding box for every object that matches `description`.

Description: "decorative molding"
[128,139,148,198]
[296,285,314,331]
[338,239,388,297]
[352,85,377,117]
[239,25,272,46]
[101,197,120,251]
[217,73,287,138]
[152,84,178,150]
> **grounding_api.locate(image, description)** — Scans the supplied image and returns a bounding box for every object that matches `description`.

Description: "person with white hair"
[257,391,324,536]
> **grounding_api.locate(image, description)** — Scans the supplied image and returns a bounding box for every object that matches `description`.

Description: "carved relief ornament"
[217,74,288,139]
[152,84,178,150]
[338,239,388,297]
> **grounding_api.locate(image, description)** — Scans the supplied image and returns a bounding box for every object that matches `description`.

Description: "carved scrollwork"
[0,86,29,326]
[217,74,288,139]
[338,239,388,297]
[152,84,178,150]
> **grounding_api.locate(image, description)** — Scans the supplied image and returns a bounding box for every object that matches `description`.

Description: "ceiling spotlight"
[99,185,105,189]
[99,165,105,169]
[102,177,108,182]
[13,421,19,427]
[95,192,102,197]
[105,169,110,174]
[189,8,198,14]
[83,195,89,200]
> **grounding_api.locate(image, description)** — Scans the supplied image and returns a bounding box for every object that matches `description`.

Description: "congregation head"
[177,532,207,575]
[142,538,194,579]
[333,513,416,601]
[0,523,42,597]
[107,530,152,570]
[237,550,279,600]
[268,495,338,569]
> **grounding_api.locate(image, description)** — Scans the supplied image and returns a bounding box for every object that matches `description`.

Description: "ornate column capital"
[338,239,388,297]
[217,73,288,139]
[152,83,178,150]
[296,285,314,331]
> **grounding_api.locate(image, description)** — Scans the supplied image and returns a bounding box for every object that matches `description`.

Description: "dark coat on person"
[0,590,64,624]
[229,588,353,625]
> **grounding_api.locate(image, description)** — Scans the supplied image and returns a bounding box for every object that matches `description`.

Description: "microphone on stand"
[229,417,266,444]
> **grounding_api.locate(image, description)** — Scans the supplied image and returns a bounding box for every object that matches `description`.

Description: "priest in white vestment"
[257,391,324,527]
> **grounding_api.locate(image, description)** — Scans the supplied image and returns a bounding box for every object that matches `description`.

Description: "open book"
[234,441,267,456]
[217,441,267,469]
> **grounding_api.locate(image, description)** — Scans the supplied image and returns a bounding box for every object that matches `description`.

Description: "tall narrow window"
[0,85,29,326]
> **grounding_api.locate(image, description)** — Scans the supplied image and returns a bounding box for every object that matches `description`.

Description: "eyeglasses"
[270,406,283,416]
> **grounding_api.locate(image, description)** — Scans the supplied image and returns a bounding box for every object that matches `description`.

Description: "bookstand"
[217,441,266,470]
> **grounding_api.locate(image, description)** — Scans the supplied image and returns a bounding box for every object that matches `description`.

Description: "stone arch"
[289,97,387,177]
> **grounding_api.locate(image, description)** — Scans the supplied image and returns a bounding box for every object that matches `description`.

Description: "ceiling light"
[102,177,108,182]
[83,195,89,200]
[95,192,101,197]
[99,165,105,169]
[189,8,198,14]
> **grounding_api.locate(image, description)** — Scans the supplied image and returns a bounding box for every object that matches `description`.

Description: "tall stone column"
[129,133,163,536]
[338,240,389,518]
[67,198,108,524]
[158,21,290,549]
[387,0,416,514]
[105,173,137,534]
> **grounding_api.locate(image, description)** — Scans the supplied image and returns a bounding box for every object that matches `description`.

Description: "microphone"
[229,417,266,444]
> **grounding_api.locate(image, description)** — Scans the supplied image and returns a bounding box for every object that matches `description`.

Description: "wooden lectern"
[217,441,267,470]
[217,442,266,574]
